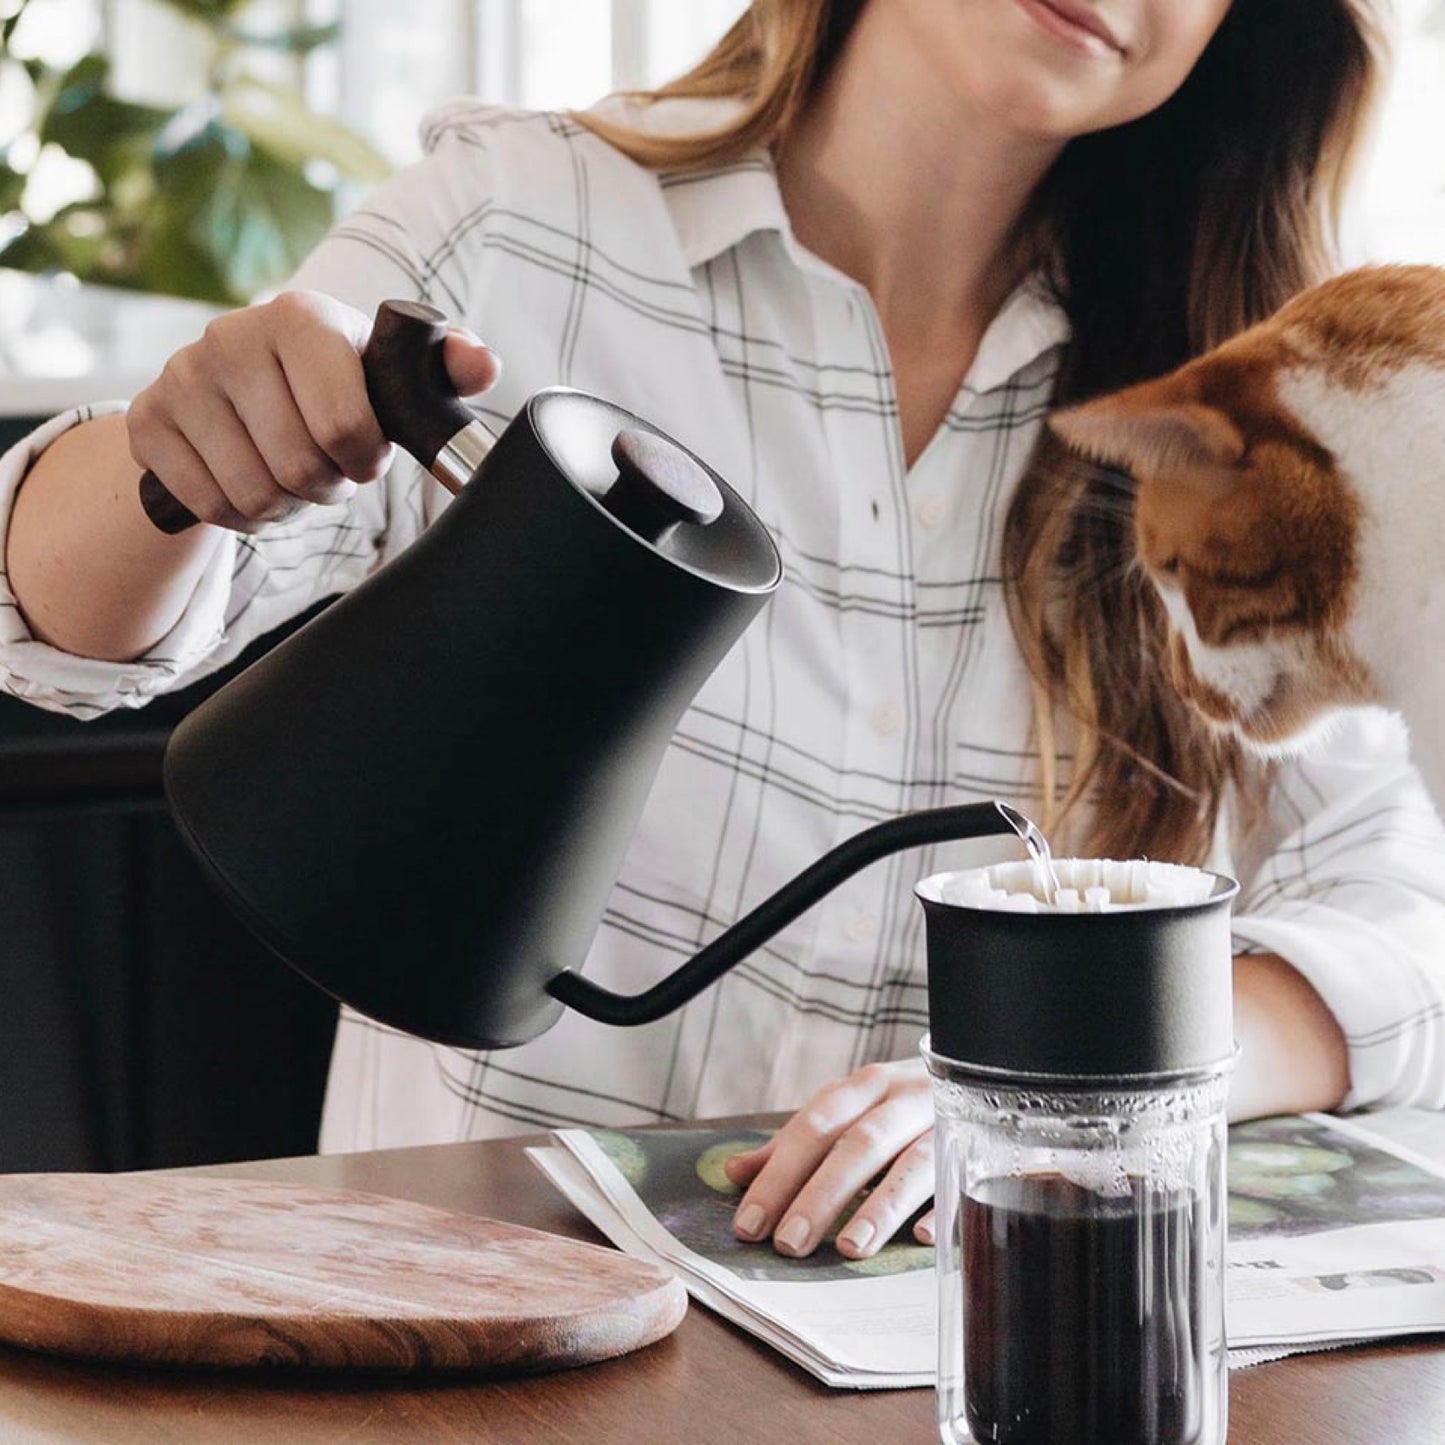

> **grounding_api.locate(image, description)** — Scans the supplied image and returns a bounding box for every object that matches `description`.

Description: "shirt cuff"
[0,404,237,719]
[1231,904,1443,1112]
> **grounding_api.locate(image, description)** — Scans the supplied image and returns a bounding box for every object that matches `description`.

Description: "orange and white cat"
[1048,264,1444,805]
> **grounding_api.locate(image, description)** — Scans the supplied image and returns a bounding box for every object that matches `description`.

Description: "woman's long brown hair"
[576,0,1383,863]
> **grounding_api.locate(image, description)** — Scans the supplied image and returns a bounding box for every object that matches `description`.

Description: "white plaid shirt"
[3,100,1444,1146]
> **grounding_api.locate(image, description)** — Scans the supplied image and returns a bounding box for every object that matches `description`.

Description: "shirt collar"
[967,274,1070,394]
[587,95,787,269]
[588,95,1071,390]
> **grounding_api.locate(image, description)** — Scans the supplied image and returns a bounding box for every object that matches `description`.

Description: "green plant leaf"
[0,211,110,281]
[0,159,27,213]
[157,0,251,23]
[221,76,391,184]
[150,123,333,301]
[0,225,64,273]
[218,21,343,55]
[136,199,232,302]
[38,53,171,188]
[2,2,377,304]
[207,147,332,299]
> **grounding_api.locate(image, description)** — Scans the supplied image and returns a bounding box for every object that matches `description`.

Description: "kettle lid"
[528,389,780,594]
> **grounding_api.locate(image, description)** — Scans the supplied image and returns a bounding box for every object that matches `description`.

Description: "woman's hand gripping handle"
[132,292,500,534]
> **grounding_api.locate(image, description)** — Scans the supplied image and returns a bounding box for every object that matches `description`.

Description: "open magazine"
[528,1107,1445,1389]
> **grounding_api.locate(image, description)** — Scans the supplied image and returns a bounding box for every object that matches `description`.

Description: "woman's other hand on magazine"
[725,1058,934,1259]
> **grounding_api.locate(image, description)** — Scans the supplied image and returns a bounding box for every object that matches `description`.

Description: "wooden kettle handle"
[138,299,474,535]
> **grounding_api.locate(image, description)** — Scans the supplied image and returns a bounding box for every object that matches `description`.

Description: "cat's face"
[1045,266,1445,753]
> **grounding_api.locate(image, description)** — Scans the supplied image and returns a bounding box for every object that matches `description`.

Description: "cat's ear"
[1049,396,1245,479]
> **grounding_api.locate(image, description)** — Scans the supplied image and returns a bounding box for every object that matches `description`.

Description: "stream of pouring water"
[995,803,1063,904]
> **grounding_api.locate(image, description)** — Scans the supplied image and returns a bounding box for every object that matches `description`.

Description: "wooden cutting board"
[0,1173,686,1373]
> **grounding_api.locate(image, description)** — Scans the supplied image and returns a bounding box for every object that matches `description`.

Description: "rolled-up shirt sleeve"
[0,404,242,718]
[0,403,394,720]
[1229,707,1445,1111]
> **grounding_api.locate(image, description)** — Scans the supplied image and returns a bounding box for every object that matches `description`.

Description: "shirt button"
[915,497,946,530]
[844,914,877,942]
[871,703,903,736]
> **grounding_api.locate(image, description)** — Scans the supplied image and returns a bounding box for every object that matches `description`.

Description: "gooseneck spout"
[545,801,1022,1026]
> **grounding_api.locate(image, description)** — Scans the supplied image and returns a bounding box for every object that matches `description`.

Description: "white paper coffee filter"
[917,858,1217,913]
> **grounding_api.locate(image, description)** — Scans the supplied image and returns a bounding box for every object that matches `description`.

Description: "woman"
[3,0,1441,1262]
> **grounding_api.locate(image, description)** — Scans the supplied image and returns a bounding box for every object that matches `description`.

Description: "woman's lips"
[1014,0,1125,58]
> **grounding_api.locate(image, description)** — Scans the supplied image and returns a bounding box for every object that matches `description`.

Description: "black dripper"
[917,867,1238,1079]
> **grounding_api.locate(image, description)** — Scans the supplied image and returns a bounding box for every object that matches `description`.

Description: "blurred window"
[306,0,747,162]
[10,0,1441,260]
[1352,0,1445,264]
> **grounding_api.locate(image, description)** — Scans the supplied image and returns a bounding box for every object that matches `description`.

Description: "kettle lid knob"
[603,428,724,543]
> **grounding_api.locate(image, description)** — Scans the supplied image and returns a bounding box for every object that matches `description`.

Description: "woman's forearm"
[1228,951,1350,1121]
[6,413,223,663]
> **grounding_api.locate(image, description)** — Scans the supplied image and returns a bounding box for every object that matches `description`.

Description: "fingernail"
[838,1217,876,1255]
[775,1215,811,1255]
[448,328,503,375]
[477,345,503,379]
[916,1219,935,1245]
[735,1203,767,1239]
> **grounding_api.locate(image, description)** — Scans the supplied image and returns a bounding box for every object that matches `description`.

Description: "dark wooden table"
[0,1130,1441,1443]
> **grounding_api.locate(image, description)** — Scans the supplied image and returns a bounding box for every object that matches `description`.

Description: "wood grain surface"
[0,1127,1440,1443]
[0,1173,685,1373]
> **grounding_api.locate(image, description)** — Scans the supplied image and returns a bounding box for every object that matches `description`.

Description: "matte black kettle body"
[161,302,1027,1050]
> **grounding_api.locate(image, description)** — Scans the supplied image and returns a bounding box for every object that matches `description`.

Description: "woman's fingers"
[130,368,304,532]
[442,327,503,397]
[769,1089,933,1258]
[731,1059,933,1256]
[270,294,393,484]
[127,290,505,536]
[730,1064,896,1243]
[833,1127,935,1258]
[131,294,359,527]
[127,425,240,534]
[723,1136,774,1188]
[914,1206,936,1246]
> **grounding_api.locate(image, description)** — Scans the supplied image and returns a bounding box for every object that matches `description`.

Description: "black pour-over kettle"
[152,300,1028,1049]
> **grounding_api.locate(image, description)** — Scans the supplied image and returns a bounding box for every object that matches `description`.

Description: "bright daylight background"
[5,0,1444,262]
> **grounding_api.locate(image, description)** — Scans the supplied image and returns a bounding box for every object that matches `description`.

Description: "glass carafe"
[917,858,1238,1445]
